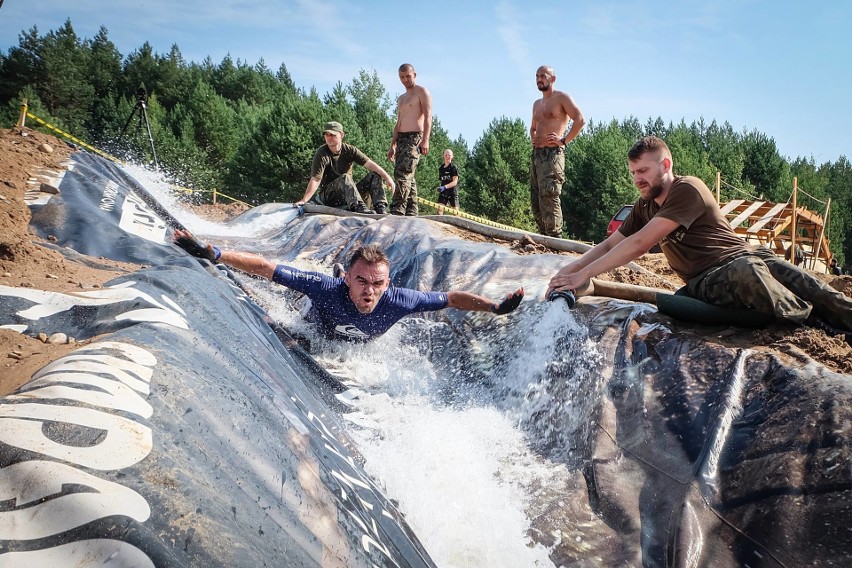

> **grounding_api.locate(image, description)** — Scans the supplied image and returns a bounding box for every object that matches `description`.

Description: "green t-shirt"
[620,176,752,281]
[310,143,369,189]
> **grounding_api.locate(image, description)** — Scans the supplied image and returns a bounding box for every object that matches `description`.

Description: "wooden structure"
[717,176,833,273]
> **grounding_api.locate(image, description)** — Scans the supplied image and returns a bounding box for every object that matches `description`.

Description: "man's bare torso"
[532,92,572,148]
[397,86,428,132]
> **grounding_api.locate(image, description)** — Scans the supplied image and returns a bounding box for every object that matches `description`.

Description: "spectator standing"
[437,149,459,209]
[529,65,586,238]
[388,63,432,216]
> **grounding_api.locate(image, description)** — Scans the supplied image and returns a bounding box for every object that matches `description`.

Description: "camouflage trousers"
[391,131,422,216]
[686,247,852,332]
[316,172,387,210]
[530,146,565,238]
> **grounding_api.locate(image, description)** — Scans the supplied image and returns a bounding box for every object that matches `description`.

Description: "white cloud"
[495,0,531,76]
[293,0,366,58]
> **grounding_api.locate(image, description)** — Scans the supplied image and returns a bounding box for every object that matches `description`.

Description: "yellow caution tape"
[416,196,523,232]
[24,110,250,208]
[26,112,123,163]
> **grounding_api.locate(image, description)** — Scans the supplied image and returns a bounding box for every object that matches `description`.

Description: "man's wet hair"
[628,136,672,161]
[348,244,389,269]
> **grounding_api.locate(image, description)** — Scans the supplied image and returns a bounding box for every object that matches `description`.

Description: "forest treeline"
[2,20,850,265]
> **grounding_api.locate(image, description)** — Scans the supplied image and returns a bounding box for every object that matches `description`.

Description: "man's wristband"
[211,245,221,261]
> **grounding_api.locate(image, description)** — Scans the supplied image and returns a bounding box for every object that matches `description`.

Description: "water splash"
[482,301,605,463]
[126,166,609,566]
[121,163,297,239]
[346,397,556,567]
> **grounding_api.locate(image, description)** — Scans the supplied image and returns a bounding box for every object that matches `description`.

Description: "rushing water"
[132,164,605,567]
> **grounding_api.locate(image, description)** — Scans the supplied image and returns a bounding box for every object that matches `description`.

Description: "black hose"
[547,289,576,308]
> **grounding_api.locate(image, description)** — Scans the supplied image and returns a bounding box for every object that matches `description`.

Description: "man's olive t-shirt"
[310,143,369,189]
[619,176,751,281]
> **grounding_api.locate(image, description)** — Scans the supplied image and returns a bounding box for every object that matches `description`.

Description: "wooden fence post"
[16,98,28,128]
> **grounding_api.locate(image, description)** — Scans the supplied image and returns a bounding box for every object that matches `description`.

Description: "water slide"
[1,150,850,567]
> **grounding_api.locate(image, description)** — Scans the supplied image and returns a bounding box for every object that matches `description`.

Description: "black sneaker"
[350,203,374,214]
[333,263,345,278]
[374,203,388,215]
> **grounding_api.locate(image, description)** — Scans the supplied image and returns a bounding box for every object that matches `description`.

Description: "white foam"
[349,400,555,567]
[120,163,297,239]
[121,167,567,566]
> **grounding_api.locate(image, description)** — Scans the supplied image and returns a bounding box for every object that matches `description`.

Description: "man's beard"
[537,82,549,92]
[648,181,664,200]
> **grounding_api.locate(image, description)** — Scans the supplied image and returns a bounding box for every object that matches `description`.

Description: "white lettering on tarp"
[0,281,188,329]
[0,461,151,541]
[0,539,155,568]
[8,372,154,419]
[74,340,158,367]
[361,527,397,563]
[290,394,406,563]
[99,180,119,212]
[118,191,167,243]
[342,510,397,565]
[35,361,150,394]
[0,403,153,471]
[0,342,156,565]
[36,355,154,384]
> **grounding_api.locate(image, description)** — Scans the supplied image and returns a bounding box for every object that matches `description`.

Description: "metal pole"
[139,100,159,171]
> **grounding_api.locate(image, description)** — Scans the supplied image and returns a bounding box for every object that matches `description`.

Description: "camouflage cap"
[323,121,344,134]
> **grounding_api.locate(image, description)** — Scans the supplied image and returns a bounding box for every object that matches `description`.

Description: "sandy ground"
[1,127,850,397]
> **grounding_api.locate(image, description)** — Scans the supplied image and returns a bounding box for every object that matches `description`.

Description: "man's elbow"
[631,236,659,256]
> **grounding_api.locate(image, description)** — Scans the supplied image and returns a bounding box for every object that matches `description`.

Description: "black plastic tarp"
[1,152,435,567]
[2,148,851,567]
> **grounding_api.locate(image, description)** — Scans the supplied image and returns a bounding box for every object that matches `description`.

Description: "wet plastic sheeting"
[194,207,852,565]
[581,309,852,567]
[28,152,176,266]
[1,153,435,567]
[2,148,851,567]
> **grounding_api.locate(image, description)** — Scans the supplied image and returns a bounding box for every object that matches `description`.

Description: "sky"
[1,0,849,162]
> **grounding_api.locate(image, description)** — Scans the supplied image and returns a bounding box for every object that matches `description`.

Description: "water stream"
[131,165,605,567]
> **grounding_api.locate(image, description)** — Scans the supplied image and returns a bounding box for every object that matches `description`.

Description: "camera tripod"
[120,87,159,170]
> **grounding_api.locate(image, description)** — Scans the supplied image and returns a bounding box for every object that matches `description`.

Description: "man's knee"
[722,257,774,291]
[395,161,416,178]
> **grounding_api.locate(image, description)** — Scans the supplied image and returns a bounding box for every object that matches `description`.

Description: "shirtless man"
[530,65,586,238]
[388,63,432,216]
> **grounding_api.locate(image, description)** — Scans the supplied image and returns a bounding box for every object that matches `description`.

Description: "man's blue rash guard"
[272,265,449,341]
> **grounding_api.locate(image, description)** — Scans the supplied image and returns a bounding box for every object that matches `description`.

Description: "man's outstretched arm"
[173,229,277,279]
[547,216,678,296]
[447,287,525,315]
